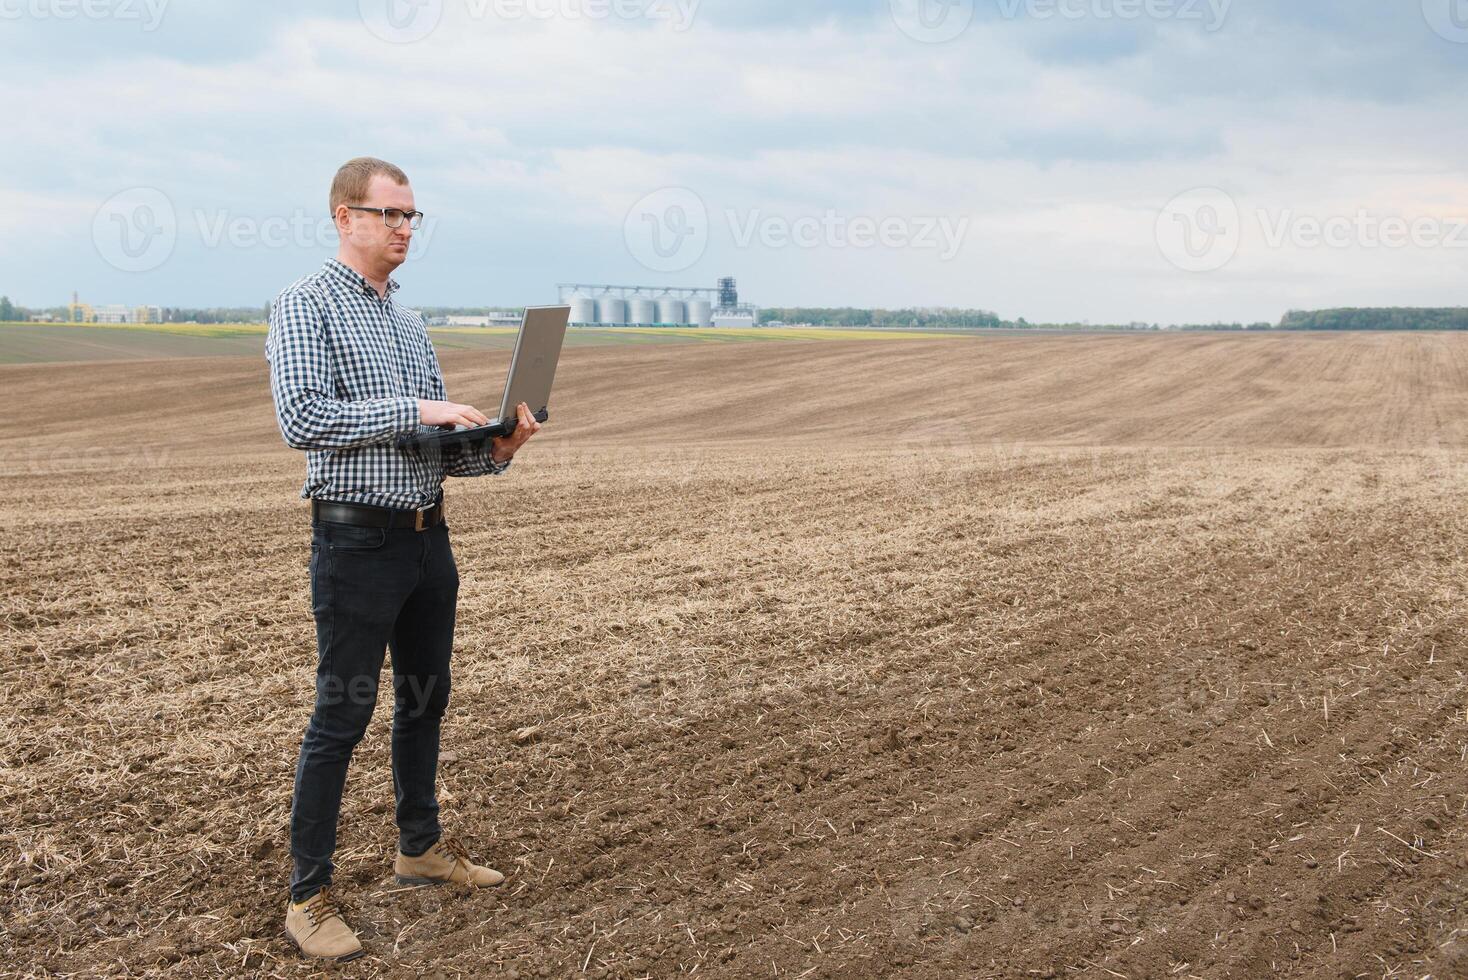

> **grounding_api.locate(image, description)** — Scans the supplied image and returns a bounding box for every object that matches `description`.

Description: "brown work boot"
[395,837,505,887]
[284,888,364,961]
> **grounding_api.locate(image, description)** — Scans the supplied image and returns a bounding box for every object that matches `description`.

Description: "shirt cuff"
[485,451,512,475]
[447,440,512,477]
[390,397,420,444]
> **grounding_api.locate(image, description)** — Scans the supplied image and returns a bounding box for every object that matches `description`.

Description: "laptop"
[408,304,570,451]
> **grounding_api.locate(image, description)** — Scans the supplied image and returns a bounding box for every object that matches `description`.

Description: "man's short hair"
[330,157,410,215]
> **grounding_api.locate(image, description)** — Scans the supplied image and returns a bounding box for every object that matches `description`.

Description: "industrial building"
[556,277,760,328]
[68,293,161,325]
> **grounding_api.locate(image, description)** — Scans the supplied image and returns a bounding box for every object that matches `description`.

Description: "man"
[266,157,541,961]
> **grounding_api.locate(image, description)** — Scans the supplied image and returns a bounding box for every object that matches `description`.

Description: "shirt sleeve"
[266,288,420,451]
[445,440,514,478]
[419,329,513,478]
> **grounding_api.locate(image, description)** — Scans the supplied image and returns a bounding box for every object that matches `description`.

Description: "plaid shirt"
[266,257,511,510]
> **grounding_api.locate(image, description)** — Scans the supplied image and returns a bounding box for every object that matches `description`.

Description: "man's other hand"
[490,402,543,463]
[419,399,490,429]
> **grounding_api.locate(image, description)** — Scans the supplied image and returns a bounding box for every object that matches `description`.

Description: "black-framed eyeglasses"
[345,205,424,230]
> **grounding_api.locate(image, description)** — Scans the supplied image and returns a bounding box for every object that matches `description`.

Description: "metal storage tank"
[627,297,657,326]
[568,294,596,325]
[656,297,685,326]
[686,298,713,327]
[597,297,627,325]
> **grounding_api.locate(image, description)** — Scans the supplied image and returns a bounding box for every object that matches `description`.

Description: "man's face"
[337,173,416,271]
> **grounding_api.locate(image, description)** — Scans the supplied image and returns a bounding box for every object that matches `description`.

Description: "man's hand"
[419,399,489,429]
[490,401,543,463]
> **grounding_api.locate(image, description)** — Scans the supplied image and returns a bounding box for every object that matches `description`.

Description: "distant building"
[66,294,163,324]
[556,277,754,327]
[92,304,133,323]
[427,313,521,327]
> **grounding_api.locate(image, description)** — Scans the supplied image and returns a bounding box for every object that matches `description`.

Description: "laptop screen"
[496,306,569,424]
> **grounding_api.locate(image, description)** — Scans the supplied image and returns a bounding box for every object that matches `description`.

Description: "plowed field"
[2,331,1465,978]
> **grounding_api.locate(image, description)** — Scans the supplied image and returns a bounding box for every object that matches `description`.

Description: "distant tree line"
[760,306,1468,332]
[760,307,1003,328]
[758,308,1277,331]
[159,307,271,324]
[0,302,272,324]
[5,295,1465,332]
[1277,308,1468,331]
[1174,322,1276,331]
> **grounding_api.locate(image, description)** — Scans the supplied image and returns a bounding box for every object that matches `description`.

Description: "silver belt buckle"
[414,507,427,532]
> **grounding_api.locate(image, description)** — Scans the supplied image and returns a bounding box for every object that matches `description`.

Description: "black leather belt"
[311,497,445,532]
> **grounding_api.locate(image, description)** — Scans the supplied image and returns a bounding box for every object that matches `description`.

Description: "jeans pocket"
[325,524,387,552]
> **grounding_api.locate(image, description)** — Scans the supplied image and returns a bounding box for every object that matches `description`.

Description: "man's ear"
[334,206,351,235]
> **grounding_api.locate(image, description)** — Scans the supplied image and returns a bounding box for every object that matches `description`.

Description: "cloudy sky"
[4,0,1467,323]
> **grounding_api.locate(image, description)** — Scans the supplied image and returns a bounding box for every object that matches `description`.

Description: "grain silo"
[627,296,657,326]
[656,297,685,326]
[568,294,596,325]
[597,297,627,325]
[686,298,712,327]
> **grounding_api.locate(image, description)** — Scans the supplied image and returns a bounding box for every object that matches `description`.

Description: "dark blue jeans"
[289,516,458,903]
